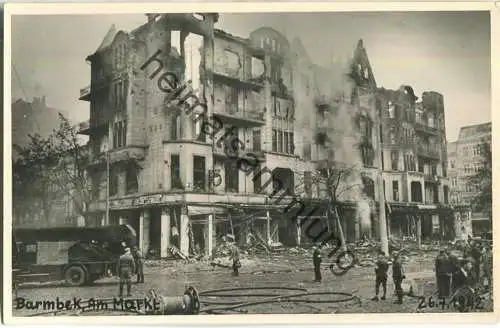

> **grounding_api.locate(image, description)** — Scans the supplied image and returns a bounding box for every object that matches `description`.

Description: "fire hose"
[198,286,359,314]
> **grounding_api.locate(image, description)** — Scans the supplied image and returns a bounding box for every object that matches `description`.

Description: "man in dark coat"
[117,247,136,297]
[231,244,241,277]
[372,251,389,301]
[435,250,451,297]
[392,253,405,304]
[132,246,144,284]
[312,246,322,282]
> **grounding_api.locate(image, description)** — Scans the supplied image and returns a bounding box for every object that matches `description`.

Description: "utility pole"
[375,98,389,256]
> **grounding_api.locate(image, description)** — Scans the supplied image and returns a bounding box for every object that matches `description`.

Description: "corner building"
[79,13,469,258]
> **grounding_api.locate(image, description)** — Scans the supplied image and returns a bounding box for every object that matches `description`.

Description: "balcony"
[213,71,264,92]
[89,146,147,167]
[414,122,438,135]
[417,144,440,159]
[213,142,265,161]
[214,107,265,126]
[77,120,90,135]
[424,174,440,183]
[79,85,91,101]
[77,120,108,136]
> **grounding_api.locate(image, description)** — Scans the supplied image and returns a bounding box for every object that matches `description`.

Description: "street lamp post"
[375,99,389,256]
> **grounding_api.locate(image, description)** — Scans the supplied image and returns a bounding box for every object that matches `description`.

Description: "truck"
[12,224,137,287]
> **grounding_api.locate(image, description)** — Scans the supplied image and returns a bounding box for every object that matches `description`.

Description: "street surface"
[12,251,493,316]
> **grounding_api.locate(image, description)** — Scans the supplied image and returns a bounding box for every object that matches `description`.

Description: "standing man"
[132,246,144,284]
[372,251,389,301]
[312,246,322,283]
[435,250,451,298]
[117,247,136,297]
[231,243,241,277]
[483,245,493,290]
[392,252,405,304]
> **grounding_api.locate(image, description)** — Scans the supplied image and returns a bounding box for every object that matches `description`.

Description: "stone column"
[180,206,190,254]
[139,210,150,256]
[266,210,271,245]
[206,214,214,257]
[296,224,301,246]
[160,209,171,258]
[416,215,422,249]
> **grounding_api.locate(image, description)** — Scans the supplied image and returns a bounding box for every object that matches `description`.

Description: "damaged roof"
[95,24,117,53]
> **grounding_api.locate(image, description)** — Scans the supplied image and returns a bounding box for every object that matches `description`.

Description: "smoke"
[291,39,374,236]
[318,56,373,235]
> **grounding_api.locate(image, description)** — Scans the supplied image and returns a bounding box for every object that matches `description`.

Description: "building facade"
[79,13,469,258]
[447,122,491,234]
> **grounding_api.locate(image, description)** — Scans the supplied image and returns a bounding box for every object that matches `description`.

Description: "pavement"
[12,251,493,316]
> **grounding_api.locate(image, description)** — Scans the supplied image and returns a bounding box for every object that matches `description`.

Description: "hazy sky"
[11,11,490,141]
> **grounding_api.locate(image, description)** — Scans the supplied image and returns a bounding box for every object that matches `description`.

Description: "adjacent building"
[447,122,491,234]
[12,97,68,158]
[78,13,469,258]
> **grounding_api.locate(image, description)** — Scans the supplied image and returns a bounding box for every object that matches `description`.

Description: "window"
[125,165,139,194]
[171,154,182,189]
[113,120,127,148]
[278,131,283,153]
[362,177,375,199]
[193,156,206,191]
[272,129,277,151]
[92,174,100,200]
[303,143,311,160]
[388,102,395,119]
[392,181,399,202]
[284,132,289,154]
[428,113,435,128]
[290,132,295,154]
[389,127,396,144]
[227,86,239,114]
[273,96,280,116]
[225,160,239,193]
[450,161,455,169]
[391,151,399,171]
[361,143,374,167]
[272,39,276,51]
[260,37,264,48]
[304,171,312,198]
[171,113,181,140]
[252,129,261,151]
[109,169,119,197]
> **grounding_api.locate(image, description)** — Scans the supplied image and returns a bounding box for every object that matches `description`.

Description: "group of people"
[311,247,407,304]
[116,245,145,297]
[435,240,493,299]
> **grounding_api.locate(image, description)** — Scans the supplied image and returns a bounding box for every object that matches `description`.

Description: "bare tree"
[294,159,365,247]
[13,114,92,226]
